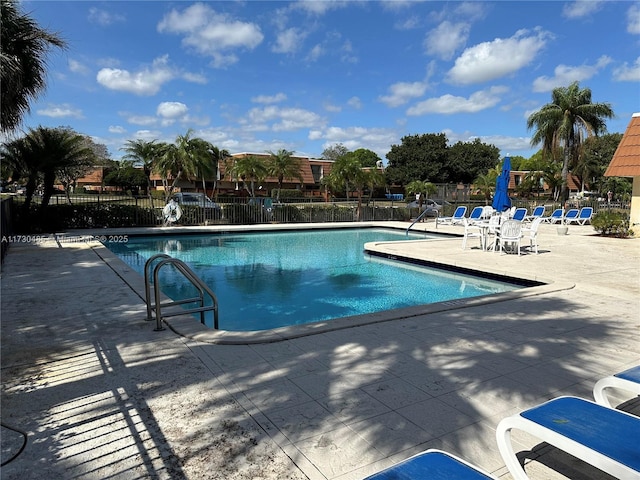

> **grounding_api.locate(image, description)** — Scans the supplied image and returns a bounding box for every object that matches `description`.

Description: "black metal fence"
[2,193,627,235]
[5,195,413,231]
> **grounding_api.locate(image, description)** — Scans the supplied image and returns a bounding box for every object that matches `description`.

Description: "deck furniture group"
[365,365,640,479]
[434,205,594,255]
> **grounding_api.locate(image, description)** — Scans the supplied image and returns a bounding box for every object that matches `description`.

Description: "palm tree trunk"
[561,149,570,202]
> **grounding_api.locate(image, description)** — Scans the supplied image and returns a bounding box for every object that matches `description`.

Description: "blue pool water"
[106,228,523,331]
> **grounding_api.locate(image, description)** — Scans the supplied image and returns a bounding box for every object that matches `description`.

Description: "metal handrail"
[406,208,438,235]
[144,254,219,331]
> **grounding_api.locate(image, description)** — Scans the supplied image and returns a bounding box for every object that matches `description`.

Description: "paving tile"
[360,377,433,409]
[395,397,475,438]
[290,371,359,399]
[242,378,313,411]
[318,389,391,425]
[293,425,381,478]
[348,411,433,456]
[265,400,344,442]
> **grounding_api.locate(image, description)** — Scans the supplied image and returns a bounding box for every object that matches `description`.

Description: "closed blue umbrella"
[492,156,512,212]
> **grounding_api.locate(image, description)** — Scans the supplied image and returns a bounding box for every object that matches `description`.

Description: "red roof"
[605,113,640,177]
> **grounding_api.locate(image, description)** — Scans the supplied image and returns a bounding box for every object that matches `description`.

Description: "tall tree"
[266,149,303,201]
[385,133,449,187]
[350,148,381,168]
[578,133,623,194]
[1,0,66,132]
[446,139,500,184]
[527,81,614,202]
[121,139,159,204]
[321,143,349,162]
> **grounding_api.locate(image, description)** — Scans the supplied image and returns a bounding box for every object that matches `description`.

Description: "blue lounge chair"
[567,206,593,225]
[496,396,640,480]
[593,365,640,408]
[563,208,579,223]
[468,206,484,223]
[363,449,497,480]
[543,208,563,224]
[437,206,467,225]
[511,208,527,221]
[524,205,545,222]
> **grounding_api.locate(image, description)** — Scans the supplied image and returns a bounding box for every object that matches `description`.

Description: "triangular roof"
[605,112,640,177]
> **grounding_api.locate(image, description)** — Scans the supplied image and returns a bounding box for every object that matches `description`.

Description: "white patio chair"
[495,219,523,255]
[461,217,483,250]
[521,216,543,254]
[485,215,502,251]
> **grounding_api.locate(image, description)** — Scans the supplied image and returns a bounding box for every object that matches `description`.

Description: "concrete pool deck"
[1,221,639,479]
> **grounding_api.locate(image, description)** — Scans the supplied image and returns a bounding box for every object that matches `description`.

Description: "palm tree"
[326,154,363,200]
[188,137,217,196]
[1,0,66,132]
[212,147,229,200]
[2,126,95,213]
[153,129,212,201]
[227,155,268,198]
[473,169,498,204]
[527,81,614,202]
[405,180,436,207]
[121,139,159,205]
[266,149,303,201]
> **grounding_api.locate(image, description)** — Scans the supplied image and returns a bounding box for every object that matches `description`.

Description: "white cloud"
[324,103,342,113]
[252,93,287,104]
[108,125,127,134]
[37,103,83,119]
[406,86,507,116]
[88,7,125,26]
[97,55,174,96]
[447,28,551,85]
[532,55,612,92]
[347,97,362,109]
[182,72,208,84]
[157,3,263,68]
[307,44,324,62]
[424,21,470,60]
[273,28,307,54]
[68,59,90,75]
[126,115,157,126]
[291,0,349,15]
[134,130,163,142]
[157,102,189,119]
[627,4,640,34]
[562,1,604,19]
[613,57,640,82]
[379,81,428,107]
[244,105,324,132]
[310,125,398,158]
[394,15,420,30]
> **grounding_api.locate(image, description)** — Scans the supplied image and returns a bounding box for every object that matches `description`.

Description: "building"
[146,152,335,200]
[604,112,640,234]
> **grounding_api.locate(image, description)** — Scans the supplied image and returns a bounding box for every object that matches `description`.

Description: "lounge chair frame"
[437,206,467,226]
[593,365,640,408]
[496,396,640,480]
[363,449,497,479]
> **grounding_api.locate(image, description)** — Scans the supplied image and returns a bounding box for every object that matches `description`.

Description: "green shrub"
[591,211,634,238]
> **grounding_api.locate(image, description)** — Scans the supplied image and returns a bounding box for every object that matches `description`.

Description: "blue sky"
[19,0,640,162]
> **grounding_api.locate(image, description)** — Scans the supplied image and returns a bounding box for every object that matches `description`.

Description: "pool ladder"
[144,254,219,331]
[406,209,439,235]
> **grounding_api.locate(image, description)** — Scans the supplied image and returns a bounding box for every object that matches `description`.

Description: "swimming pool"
[106,228,524,331]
